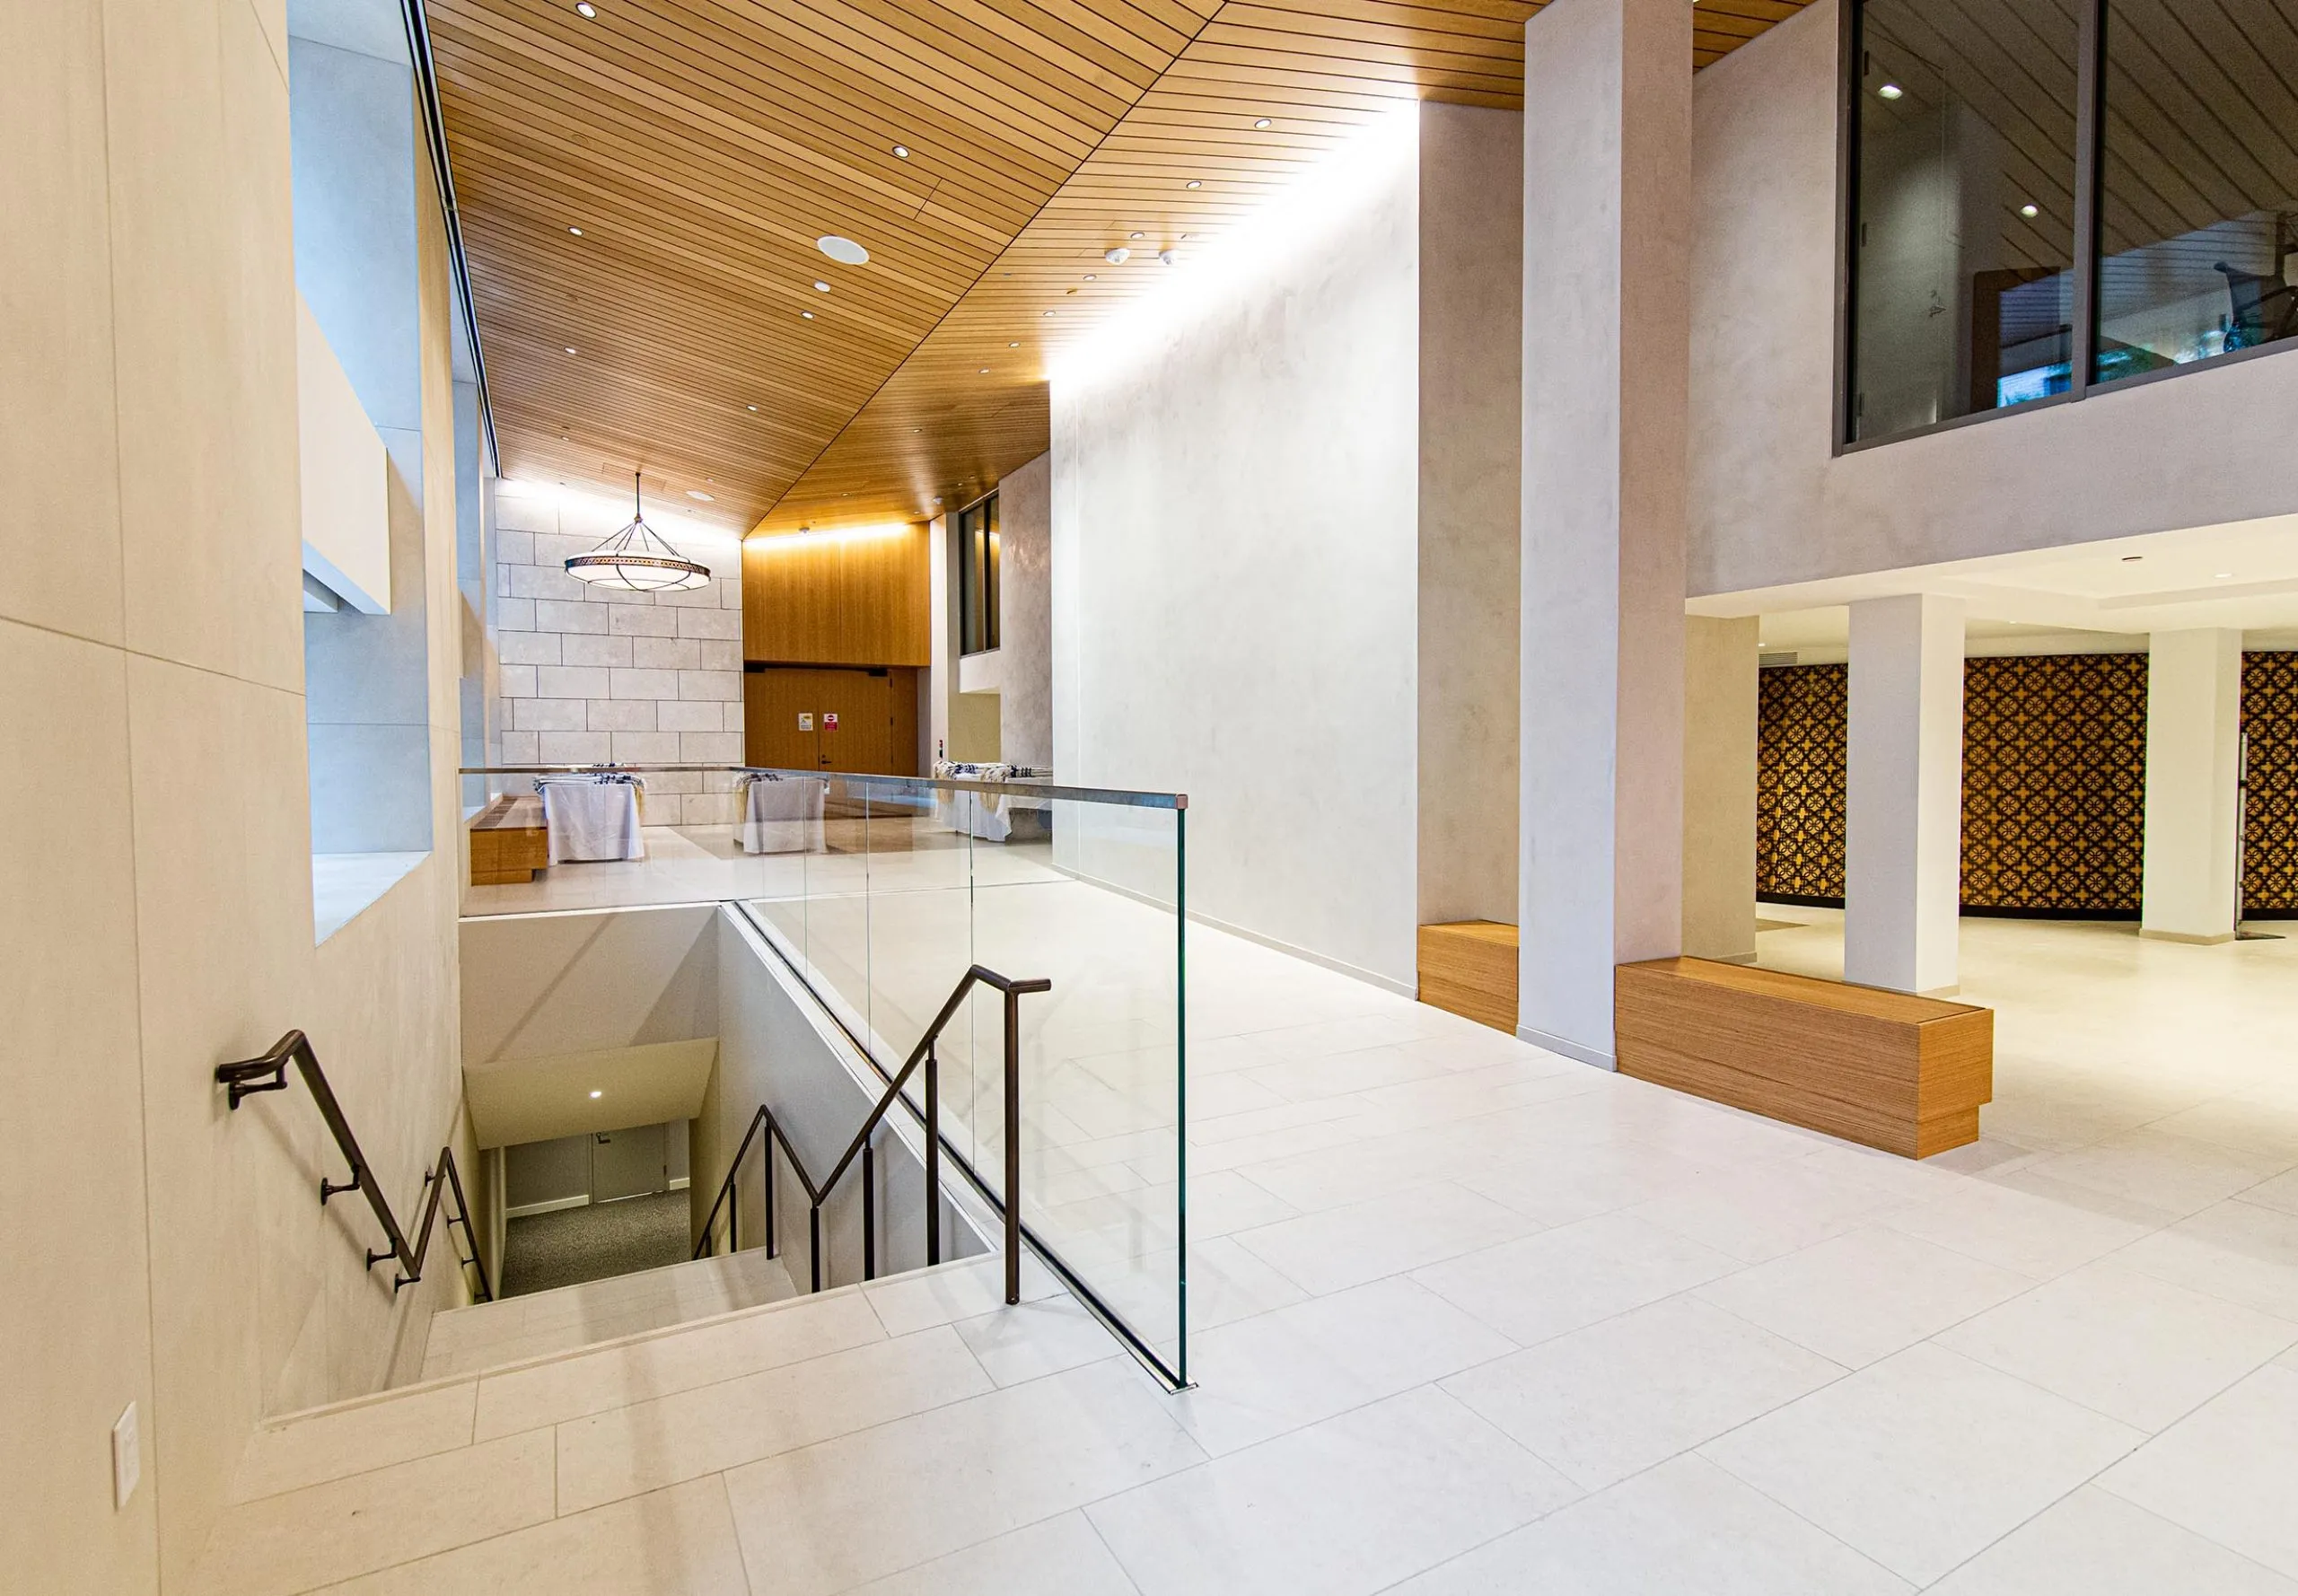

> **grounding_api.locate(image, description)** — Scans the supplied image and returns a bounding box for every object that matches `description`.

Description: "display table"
[539,778,645,864]
[1615,958,1994,1159]
[738,776,826,854]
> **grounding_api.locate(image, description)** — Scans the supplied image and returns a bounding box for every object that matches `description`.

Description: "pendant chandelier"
[564,471,712,592]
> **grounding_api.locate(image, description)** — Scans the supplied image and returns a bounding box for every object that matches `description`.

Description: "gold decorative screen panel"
[1756,664,1847,902]
[2246,651,2298,914]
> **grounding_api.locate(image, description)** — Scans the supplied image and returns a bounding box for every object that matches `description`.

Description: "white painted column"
[1845,594,1965,995]
[1682,615,1759,962]
[1518,0,1691,1066]
[2142,628,2243,943]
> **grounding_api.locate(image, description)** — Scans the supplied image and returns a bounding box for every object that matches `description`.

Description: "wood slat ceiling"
[430,0,1814,537]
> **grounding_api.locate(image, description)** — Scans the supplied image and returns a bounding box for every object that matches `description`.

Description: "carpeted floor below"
[501,1188,692,1297]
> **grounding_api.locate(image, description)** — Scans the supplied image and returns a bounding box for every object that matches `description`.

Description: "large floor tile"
[719,1358,1204,1594]
[230,1381,475,1503]
[860,1255,1062,1337]
[1453,1135,1713,1228]
[843,1512,1140,1595]
[1171,1276,1515,1456]
[1231,1180,1540,1296]
[1936,1260,2298,1430]
[1877,1175,2171,1279]
[2097,1363,2298,1578]
[2244,1171,2298,1218]
[313,1477,749,1595]
[1441,1294,1846,1490]
[1700,1342,2144,1586]
[1412,1212,1741,1347]
[556,1326,994,1513]
[1695,1226,2035,1367]
[1087,1386,1579,1596]
[954,1294,1127,1386]
[1624,1157,1908,1264]
[2021,1129,2294,1219]
[190,1427,557,1596]
[1927,1486,2298,1596]
[2113,1198,2298,1321]
[1386,1453,1910,1595]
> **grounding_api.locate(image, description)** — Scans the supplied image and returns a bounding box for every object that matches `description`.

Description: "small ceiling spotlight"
[1104,246,1130,264]
[1008,341,1019,347]
[2215,572,2236,580]
[892,144,910,158]
[1128,231,1145,240]
[563,345,577,355]
[1180,232,1195,241]
[812,279,831,292]
[574,2,596,15]
[687,489,715,501]
[1159,249,1177,265]
[1185,180,1202,189]
[1253,117,1273,128]
[801,310,814,320]
[817,234,869,265]
[568,225,583,235]
[1042,309,1055,316]
[1083,273,1096,281]
[1878,82,1904,100]
[2020,203,2039,219]
[589,1089,602,1098]
[747,404,759,412]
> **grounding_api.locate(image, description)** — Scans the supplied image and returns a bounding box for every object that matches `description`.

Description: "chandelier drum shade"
[565,472,712,592]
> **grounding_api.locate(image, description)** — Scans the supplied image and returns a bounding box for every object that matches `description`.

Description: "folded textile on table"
[539,776,645,863]
[737,772,826,854]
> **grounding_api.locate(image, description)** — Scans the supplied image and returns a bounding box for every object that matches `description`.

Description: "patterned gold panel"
[2245,652,2298,914]
[1756,664,1846,902]
[1960,654,2147,915]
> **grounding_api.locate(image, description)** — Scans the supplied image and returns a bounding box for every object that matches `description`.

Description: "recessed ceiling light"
[978,366,990,374]
[2020,204,2039,218]
[817,234,869,265]
[1042,309,1054,316]
[1159,250,1177,265]
[563,345,577,355]
[1008,341,1018,347]
[1878,83,1904,100]
[892,145,910,158]
[1129,231,1144,240]
[1185,180,1202,189]
[1083,273,1096,281]
[812,279,831,292]
[1253,117,1272,128]
[1180,232,1195,241]
[568,225,583,235]
[2121,555,2141,562]
[2215,572,2236,579]
[801,310,814,320]
[589,1089,602,1098]
[574,1,596,15]
[687,489,714,501]
[1104,246,1130,265]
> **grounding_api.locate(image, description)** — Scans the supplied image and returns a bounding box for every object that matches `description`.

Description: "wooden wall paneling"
[745,666,824,769]
[812,669,893,774]
[742,525,931,666]
[890,665,922,776]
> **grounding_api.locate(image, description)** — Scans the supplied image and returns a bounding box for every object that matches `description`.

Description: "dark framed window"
[956,490,1000,656]
[1845,0,2298,447]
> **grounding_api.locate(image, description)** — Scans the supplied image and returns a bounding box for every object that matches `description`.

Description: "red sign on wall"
[822,713,839,731]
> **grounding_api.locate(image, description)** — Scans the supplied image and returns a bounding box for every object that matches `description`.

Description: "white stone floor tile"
[954,1293,1129,1386]
[1231,1179,1540,1296]
[1925,1486,2298,1596]
[231,1380,475,1503]
[555,1326,995,1513]
[1694,1225,2036,1368]
[1875,1174,2172,1278]
[1385,1453,1911,1595]
[1170,1276,1515,1457]
[1935,1259,2298,1430]
[2143,1094,2298,1161]
[2019,1128,2295,1219]
[1411,1211,1741,1348]
[189,1427,557,1596]
[859,1253,1061,1337]
[2096,1363,2298,1579]
[2243,1170,2298,1217]
[1700,1342,2145,1586]
[843,1512,1141,1595]
[1622,1156,1910,1264]
[1439,1294,1846,1491]
[311,1477,750,1596]
[2112,1197,2298,1321]
[1087,1386,1578,1596]
[718,1358,1204,1595]
[1452,1133,1713,1228]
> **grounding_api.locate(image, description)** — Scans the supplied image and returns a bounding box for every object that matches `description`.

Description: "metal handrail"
[457,762,1187,811]
[694,964,1049,1305]
[215,1031,493,1302]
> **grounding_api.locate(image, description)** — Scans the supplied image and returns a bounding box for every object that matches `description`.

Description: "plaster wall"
[1051,112,1424,988]
[3,4,476,1588]
[1688,2,2298,599]
[996,451,1055,770]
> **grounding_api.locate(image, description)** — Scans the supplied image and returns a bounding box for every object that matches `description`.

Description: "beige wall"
[3,4,473,1590]
[1689,3,2298,599]
[1681,616,1759,960]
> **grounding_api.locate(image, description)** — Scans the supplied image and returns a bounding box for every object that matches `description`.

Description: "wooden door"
[743,667,822,770]
[813,669,893,774]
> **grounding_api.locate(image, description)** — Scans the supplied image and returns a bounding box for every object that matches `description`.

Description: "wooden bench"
[1417,921,1519,1034]
[1615,958,1993,1159]
[469,793,548,885]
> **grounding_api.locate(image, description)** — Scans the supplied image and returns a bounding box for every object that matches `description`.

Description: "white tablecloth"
[739,776,826,854]
[540,780,644,864]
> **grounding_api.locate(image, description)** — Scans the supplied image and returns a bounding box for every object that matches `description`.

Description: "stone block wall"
[491,486,746,823]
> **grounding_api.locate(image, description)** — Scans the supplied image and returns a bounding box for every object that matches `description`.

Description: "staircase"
[417,1246,798,1381]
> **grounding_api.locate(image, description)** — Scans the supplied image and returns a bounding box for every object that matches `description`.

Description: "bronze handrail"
[215,1031,492,1302]
[695,964,1048,1305]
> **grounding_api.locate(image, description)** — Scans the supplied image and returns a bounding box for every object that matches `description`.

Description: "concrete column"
[1517,0,1691,1066]
[2143,628,2243,943]
[1682,616,1759,962]
[1845,594,1965,995]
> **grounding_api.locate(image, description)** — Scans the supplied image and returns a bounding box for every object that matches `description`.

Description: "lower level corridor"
[197,895,2298,1594]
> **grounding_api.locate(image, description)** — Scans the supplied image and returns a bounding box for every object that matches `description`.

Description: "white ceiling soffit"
[1695,512,2298,636]
[286,0,412,64]
[465,1037,717,1149]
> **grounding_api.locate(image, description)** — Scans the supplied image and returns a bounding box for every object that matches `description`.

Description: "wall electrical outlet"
[112,1402,140,1509]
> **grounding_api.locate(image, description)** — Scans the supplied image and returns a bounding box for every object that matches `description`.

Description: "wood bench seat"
[469,794,548,886]
[1418,921,1519,1034]
[1615,958,1993,1159]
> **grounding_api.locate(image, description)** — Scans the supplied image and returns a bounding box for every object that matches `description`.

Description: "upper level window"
[1847,0,2081,442]
[957,491,1000,656]
[2096,0,2298,381]
[1846,0,2298,445]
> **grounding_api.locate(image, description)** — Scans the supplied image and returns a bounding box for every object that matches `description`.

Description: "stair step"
[417,1247,798,1381]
